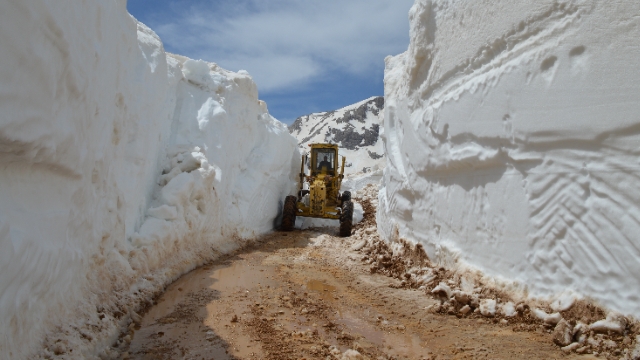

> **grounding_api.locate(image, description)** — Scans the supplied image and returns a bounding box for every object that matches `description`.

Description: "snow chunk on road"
[480,299,497,317]
[532,309,562,325]
[590,312,628,334]
[501,302,516,318]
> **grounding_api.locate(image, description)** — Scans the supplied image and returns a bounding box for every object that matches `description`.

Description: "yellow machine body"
[296,143,346,219]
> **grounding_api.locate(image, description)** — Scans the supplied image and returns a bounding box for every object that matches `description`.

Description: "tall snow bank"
[378,0,640,316]
[0,1,297,358]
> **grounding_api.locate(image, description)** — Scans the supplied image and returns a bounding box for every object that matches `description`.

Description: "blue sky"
[127,0,414,124]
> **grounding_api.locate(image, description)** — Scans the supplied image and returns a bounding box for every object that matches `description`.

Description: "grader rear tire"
[340,200,353,237]
[281,195,297,231]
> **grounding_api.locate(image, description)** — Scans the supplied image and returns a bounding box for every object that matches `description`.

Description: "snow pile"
[290,97,386,175]
[0,2,297,358]
[378,0,640,317]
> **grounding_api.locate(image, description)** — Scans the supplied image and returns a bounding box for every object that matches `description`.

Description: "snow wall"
[0,1,298,358]
[378,0,640,317]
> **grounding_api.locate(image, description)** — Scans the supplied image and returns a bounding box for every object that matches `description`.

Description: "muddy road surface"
[121,228,595,360]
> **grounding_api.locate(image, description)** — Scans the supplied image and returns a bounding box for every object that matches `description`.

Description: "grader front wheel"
[339,200,353,237]
[281,195,297,231]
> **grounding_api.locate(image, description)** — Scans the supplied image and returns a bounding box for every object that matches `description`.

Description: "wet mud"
[122,228,597,360]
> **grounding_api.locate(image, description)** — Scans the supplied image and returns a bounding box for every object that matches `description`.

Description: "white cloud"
[146,0,414,92]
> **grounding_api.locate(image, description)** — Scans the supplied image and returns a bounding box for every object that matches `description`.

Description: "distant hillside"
[289,96,385,174]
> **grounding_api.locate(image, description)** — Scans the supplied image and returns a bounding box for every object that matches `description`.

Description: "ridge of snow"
[378,0,640,317]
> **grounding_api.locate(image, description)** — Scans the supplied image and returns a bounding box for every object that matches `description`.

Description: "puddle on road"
[302,278,430,358]
[305,279,337,303]
[336,311,427,358]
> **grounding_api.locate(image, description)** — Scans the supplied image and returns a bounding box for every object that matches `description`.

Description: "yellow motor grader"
[281,143,353,236]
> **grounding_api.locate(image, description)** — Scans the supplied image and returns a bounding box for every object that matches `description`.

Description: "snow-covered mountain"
[289,96,385,175]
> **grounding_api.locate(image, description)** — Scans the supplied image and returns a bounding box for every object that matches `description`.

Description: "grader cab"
[281,143,353,236]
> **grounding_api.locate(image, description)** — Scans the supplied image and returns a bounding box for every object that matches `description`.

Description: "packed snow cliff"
[0,2,297,358]
[378,0,640,317]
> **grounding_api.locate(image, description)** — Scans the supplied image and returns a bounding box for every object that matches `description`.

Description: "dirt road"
[121,224,596,359]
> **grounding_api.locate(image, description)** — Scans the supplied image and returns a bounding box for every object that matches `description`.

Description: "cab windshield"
[313,148,335,174]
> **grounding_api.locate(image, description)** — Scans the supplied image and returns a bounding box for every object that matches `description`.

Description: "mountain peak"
[289,96,385,174]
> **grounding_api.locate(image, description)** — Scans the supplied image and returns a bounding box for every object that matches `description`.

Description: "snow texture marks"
[378,0,640,317]
[290,97,386,174]
[0,3,298,359]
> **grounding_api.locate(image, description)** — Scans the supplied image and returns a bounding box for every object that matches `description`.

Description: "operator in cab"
[318,155,332,172]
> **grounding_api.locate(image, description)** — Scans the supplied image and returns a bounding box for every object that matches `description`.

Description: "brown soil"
[120,226,600,360]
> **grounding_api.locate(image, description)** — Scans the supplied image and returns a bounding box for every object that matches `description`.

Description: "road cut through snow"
[124,225,596,360]
[125,184,639,359]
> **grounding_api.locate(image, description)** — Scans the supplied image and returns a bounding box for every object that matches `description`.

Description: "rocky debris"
[452,290,471,306]
[552,319,573,346]
[459,305,472,315]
